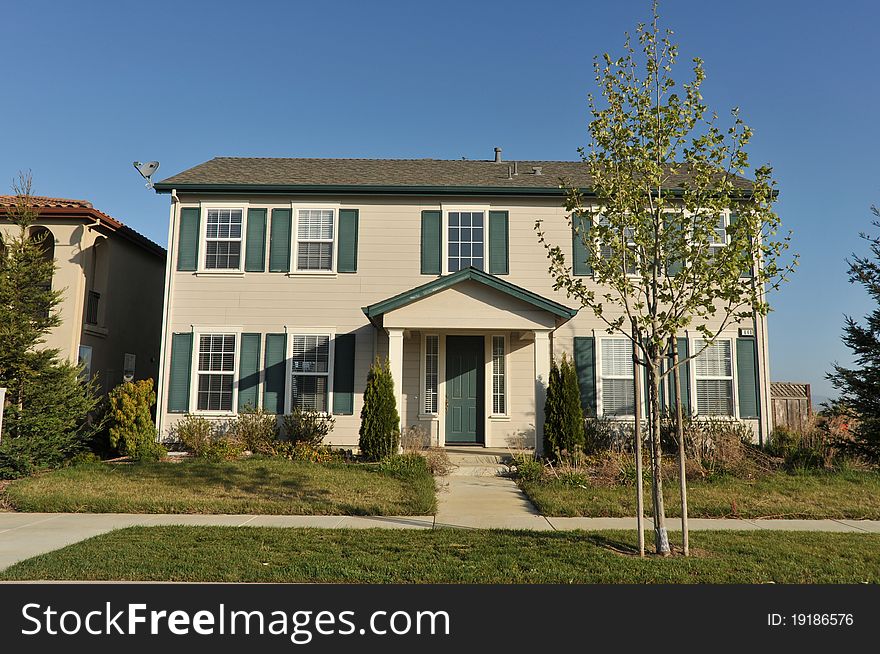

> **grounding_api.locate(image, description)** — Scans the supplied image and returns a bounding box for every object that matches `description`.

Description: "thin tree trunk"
[647,355,670,555]
[671,338,689,556]
[632,324,645,557]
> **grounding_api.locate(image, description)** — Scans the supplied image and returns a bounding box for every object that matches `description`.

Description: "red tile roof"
[0,195,95,209]
[0,194,165,257]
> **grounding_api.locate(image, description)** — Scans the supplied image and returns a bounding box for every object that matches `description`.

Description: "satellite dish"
[133,161,160,188]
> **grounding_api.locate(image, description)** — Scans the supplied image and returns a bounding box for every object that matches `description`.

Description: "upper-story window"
[296,209,335,271]
[447,211,484,272]
[205,209,243,270]
[597,217,638,275]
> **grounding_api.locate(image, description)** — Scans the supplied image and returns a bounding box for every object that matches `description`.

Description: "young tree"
[535,2,795,554]
[358,358,400,461]
[827,205,880,460]
[0,172,99,475]
[543,353,585,459]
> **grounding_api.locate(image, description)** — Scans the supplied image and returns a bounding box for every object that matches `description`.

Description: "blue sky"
[2,0,878,401]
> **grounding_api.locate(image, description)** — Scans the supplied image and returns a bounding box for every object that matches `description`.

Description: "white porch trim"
[533,329,552,456]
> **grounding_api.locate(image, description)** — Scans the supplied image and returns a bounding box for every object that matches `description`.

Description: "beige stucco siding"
[1,217,165,396]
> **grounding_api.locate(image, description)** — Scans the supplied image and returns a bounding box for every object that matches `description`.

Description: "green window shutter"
[269,209,292,273]
[729,213,754,278]
[676,337,691,416]
[245,209,267,272]
[337,209,359,273]
[420,210,442,275]
[488,211,509,275]
[167,333,193,413]
[263,333,287,415]
[332,333,356,415]
[574,336,597,417]
[736,337,760,419]
[572,214,592,276]
[238,333,261,412]
[176,208,200,272]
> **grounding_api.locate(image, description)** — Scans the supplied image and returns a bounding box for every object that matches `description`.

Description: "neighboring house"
[153,154,773,451]
[0,196,166,394]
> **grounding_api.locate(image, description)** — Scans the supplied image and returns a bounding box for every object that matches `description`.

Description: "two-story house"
[0,195,166,394]
[153,154,773,451]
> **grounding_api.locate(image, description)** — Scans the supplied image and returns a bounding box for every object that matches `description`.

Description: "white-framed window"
[708,214,728,259]
[600,338,634,416]
[597,216,637,275]
[296,209,335,271]
[447,211,485,272]
[694,338,734,416]
[423,334,439,414]
[290,334,331,412]
[196,334,236,412]
[491,335,506,415]
[204,209,243,270]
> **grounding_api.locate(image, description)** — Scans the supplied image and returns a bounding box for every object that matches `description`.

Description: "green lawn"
[1,526,878,583]
[2,458,435,515]
[520,468,880,519]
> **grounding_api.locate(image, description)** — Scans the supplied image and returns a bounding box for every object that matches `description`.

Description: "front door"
[445,336,484,444]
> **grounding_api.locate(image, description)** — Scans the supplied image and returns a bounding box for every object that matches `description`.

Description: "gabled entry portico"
[363,268,577,453]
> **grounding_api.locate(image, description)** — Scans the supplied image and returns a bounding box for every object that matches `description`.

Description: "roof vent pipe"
[507,165,513,180]
[494,147,503,163]
[532,166,543,175]
[513,161,518,175]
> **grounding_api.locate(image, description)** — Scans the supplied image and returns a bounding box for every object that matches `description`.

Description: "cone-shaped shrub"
[358,358,400,460]
[543,353,585,459]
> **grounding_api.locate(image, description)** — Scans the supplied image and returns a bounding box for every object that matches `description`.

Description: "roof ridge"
[208,156,585,164]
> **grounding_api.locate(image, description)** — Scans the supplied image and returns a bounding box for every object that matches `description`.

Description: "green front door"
[445,336,484,444]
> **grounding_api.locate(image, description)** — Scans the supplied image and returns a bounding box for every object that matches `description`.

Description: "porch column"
[533,330,552,456]
[387,328,405,433]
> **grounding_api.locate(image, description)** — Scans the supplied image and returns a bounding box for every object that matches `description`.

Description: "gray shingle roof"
[155,157,756,193]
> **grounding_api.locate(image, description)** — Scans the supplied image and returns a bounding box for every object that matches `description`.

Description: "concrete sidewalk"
[2,511,880,571]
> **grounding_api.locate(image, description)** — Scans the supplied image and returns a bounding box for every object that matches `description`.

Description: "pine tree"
[543,353,585,459]
[0,173,99,477]
[827,205,880,460]
[358,358,400,461]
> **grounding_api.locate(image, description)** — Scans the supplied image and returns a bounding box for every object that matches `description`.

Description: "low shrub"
[107,379,165,461]
[171,415,215,457]
[272,442,343,464]
[229,405,278,454]
[420,448,453,476]
[282,408,335,447]
[171,415,242,461]
[584,417,634,454]
[401,424,432,451]
[200,437,246,462]
[511,452,544,482]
